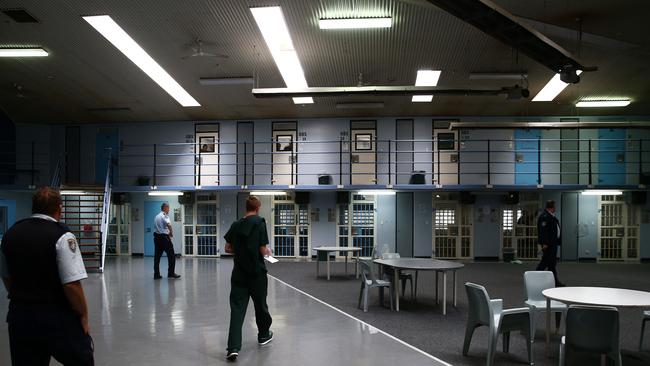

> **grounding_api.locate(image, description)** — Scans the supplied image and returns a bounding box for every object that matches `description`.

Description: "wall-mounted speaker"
[336,191,350,204]
[626,191,647,205]
[178,192,195,205]
[295,192,310,204]
[459,191,475,204]
[504,191,519,205]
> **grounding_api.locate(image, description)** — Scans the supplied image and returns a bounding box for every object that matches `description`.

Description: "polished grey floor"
[0,257,448,366]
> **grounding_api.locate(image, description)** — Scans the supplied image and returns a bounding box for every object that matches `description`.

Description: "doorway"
[144,201,164,257]
[195,124,219,186]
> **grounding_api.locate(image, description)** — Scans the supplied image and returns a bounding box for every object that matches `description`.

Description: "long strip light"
[532,71,583,102]
[250,191,287,196]
[412,70,440,103]
[357,190,396,196]
[319,17,392,29]
[250,6,313,105]
[83,15,200,107]
[148,191,183,196]
[576,100,631,108]
[0,48,48,57]
[60,190,94,195]
[581,190,623,196]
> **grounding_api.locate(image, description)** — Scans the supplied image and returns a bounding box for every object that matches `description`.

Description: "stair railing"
[99,149,112,272]
[50,154,64,189]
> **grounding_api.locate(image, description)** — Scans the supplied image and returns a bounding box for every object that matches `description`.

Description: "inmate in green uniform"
[225,215,272,353]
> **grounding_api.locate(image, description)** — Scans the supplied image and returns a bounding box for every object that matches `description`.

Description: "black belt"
[154,233,169,236]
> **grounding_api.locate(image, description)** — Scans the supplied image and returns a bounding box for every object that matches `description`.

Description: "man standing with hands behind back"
[224,195,273,361]
[153,203,181,280]
[537,200,565,287]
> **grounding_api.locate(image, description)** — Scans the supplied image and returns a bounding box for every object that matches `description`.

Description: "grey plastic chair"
[559,305,621,366]
[355,246,377,279]
[381,252,415,299]
[464,282,533,366]
[640,310,650,351]
[524,271,567,334]
[358,260,394,312]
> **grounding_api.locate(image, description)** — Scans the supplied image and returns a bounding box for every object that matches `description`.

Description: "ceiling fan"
[182,38,229,60]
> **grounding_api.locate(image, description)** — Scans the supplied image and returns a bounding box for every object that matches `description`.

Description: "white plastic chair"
[560,305,621,366]
[358,260,393,312]
[524,271,567,335]
[464,282,533,366]
[640,310,650,351]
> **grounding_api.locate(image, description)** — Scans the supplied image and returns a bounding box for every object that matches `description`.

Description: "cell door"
[432,198,472,259]
[106,203,131,255]
[273,196,296,257]
[95,128,119,185]
[196,126,219,186]
[144,201,164,257]
[433,129,459,185]
[272,130,297,185]
[502,200,539,260]
[599,195,639,261]
[351,129,376,185]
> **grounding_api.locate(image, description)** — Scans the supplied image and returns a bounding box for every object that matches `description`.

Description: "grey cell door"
[65,126,80,184]
[395,119,414,184]
[237,122,254,185]
[561,192,579,261]
[396,192,413,257]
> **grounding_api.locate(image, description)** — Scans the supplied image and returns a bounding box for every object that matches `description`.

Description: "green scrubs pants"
[227,274,272,352]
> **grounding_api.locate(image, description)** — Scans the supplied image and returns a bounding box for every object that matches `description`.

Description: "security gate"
[599,195,639,261]
[337,193,376,257]
[183,192,219,256]
[272,194,310,258]
[106,203,131,255]
[502,194,540,260]
[432,196,472,259]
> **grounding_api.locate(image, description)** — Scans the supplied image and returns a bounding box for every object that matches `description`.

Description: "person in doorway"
[536,200,565,287]
[0,187,94,365]
[224,196,273,361]
[153,203,180,279]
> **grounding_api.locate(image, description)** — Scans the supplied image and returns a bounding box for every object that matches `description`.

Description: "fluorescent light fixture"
[60,190,93,195]
[83,15,200,107]
[532,71,583,102]
[0,48,48,57]
[411,69,440,103]
[250,7,313,105]
[148,191,183,196]
[336,102,384,109]
[319,17,392,29]
[576,100,631,108]
[357,190,396,196]
[198,77,254,86]
[412,95,433,103]
[469,72,527,80]
[581,190,623,196]
[250,191,287,196]
[292,97,314,104]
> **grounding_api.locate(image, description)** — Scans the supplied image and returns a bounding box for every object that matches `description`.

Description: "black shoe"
[226,351,238,361]
[168,274,181,279]
[154,275,162,280]
[258,330,273,346]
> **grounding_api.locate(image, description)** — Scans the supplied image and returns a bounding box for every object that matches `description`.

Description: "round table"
[314,246,362,280]
[542,287,650,355]
[373,258,464,314]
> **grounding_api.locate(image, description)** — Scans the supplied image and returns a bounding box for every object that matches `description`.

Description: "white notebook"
[264,255,279,264]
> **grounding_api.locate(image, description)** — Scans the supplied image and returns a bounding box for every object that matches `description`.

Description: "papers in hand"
[264,255,279,264]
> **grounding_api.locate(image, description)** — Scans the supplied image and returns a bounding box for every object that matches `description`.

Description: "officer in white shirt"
[153,203,180,279]
[0,187,93,365]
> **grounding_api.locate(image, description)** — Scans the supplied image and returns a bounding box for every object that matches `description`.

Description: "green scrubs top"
[224,215,269,282]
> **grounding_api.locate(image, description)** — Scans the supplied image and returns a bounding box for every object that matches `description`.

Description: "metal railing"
[99,151,112,272]
[113,137,649,187]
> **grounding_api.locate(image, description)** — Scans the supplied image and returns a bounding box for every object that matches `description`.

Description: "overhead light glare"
[357,190,396,196]
[250,191,287,196]
[576,100,630,108]
[60,190,94,195]
[148,191,184,196]
[292,97,314,104]
[319,17,392,29]
[415,70,441,86]
[412,95,433,102]
[0,48,48,57]
[532,71,582,102]
[581,190,623,196]
[83,15,200,107]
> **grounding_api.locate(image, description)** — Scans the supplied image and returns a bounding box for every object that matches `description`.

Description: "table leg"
[355,252,359,279]
[327,252,331,281]
[443,271,447,315]
[435,271,439,304]
[395,268,400,312]
[453,270,457,307]
[317,255,320,277]
[345,252,348,276]
[546,297,551,357]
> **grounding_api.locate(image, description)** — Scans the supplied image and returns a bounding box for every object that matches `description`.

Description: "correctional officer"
[536,200,565,287]
[224,195,273,361]
[153,202,180,279]
[0,187,94,365]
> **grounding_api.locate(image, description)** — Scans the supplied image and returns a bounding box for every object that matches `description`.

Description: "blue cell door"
[144,201,164,257]
[96,129,119,185]
[515,129,541,185]
[598,129,626,185]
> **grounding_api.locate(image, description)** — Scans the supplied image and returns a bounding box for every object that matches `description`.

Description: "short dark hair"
[546,200,555,209]
[246,196,261,212]
[161,202,169,211]
[32,187,62,216]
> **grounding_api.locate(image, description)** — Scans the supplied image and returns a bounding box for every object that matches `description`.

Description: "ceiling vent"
[2,8,39,23]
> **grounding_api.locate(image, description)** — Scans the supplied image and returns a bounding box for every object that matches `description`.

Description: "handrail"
[99,149,112,273]
[50,154,64,189]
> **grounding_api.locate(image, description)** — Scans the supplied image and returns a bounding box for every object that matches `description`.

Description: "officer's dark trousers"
[536,245,560,285]
[153,233,175,276]
[7,304,94,366]
[227,274,272,352]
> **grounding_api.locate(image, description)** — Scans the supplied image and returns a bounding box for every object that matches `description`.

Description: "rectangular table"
[314,246,361,280]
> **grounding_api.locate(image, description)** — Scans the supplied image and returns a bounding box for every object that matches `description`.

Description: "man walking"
[153,203,180,279]
[0,187,94,365]
[224,196,273,361]
[537,200,565,287]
